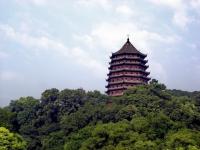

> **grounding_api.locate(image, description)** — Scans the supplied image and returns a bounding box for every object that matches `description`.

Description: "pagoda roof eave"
[110,38,147,58]
[109,64,149,69]
[111,52,147,58]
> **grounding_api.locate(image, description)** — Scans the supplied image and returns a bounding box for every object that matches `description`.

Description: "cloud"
[190,0,200,14]
[115,5,133,17]
[73,34,94,49]
[0,71,21,81]
[173,11,192,29]
[148,0,192,29]
[75,0,111,10]
[75,22,181,56]
[187,43,198,49]
[149,61,167,83]
[0,24,106,78]
[15,0,48,6]
[149,0,184,9]
[0,24,53,51]
[0,51,9,59]
[69,47,106,77]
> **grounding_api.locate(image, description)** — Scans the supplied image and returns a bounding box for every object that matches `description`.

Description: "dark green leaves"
[1,80,200,150]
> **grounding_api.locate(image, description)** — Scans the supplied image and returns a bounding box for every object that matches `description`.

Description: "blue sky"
[0,0,200,106]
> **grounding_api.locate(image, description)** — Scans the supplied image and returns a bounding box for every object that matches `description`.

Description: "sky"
[0,0,200,106]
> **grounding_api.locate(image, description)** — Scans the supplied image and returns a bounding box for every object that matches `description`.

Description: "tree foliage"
[0,127,26,150]
[1,80,200,149]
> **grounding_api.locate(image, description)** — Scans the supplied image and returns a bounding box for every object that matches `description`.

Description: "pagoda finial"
[127,34,130,43]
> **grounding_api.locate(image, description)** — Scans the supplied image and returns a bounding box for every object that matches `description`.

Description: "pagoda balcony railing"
[109,61,147,66]
[108,70,150,76]
[112,56,139,59]
[108,80,144,85]
[109,64,149,70]
[107,74,144,78]
[105,90,123,96]
[110,68,145,72]
[111,56,148,62]
[111,52,147,58]
[107,73,142,77]
[107,85,143,91]
[107,71,150,76]
[106,74,151,81]
[106,86,126,91]
[111,55,141,59]
[109,93,123,96]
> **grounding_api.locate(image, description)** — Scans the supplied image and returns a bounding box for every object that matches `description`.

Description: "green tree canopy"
[1,80,200,150]
[0,127,26,150]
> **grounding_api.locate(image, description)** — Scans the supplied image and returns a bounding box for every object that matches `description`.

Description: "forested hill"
[1,80,200,150]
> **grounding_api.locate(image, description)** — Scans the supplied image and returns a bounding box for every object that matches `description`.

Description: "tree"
[8,97,39,132]
[57,88,86,116]
[0,127,26,150]
[0,107,14,129]
[1,81,200,150]
[41,131,65,150]
[147,112,175,139]
[131,116,149,133]
[165,129,200,149]
[116,105,137,121]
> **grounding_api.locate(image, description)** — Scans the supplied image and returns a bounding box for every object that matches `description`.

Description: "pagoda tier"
[106,75,151,81]
[106,38,150,96]
[110,56,148,63]
[109,64,149,70]
[108,69,150,75]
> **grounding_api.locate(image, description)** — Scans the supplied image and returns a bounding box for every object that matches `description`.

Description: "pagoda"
[106,38,150,96]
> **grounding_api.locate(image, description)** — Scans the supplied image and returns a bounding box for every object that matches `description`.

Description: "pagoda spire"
[127,34,130,43]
